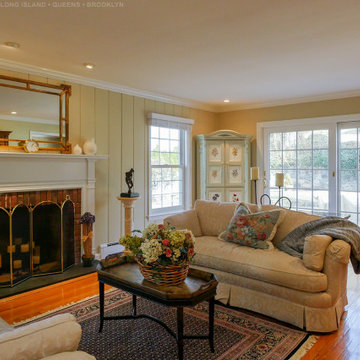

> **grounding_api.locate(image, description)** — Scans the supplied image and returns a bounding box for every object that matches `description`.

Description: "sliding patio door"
[338,122,360,224]
[266,127,335,215]
[265,121,360,224]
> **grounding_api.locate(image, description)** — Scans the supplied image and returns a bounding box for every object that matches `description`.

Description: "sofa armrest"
[42,351,96,360]
[164,210,202,237]
[323,240,351,304]
[0,313,82,360]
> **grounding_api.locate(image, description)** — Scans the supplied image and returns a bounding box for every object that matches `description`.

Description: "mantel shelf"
[0,152,108,160]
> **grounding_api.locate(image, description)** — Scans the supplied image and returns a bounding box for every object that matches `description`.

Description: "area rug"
[20,289,317,360]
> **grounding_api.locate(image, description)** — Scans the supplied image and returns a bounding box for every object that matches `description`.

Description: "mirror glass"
[0,76,71,152]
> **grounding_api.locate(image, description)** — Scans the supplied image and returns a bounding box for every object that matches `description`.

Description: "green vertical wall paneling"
[80,86,95,143]
[95,88,109,244]
[0,68,219,251]
[68,84,81,146]
[108,92,122,242]
[121,94,134,193]
[144,99,157,225]
[133,96,146,230]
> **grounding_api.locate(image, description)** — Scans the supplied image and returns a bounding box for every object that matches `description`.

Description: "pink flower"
[162,239,170,246]
[188,248,195,257]
[185,232,192,239]
[165,249,172,257]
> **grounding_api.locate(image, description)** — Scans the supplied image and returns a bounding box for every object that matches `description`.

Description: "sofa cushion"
[193,236,327,292]
[42,351,96,360]
[271,209,320,247]
[0,313,81,360]
[0,318,13,335]
[303,234,332,271]
[194,200,238,236]
[164,210,202,237]
[243,203,321,247]
[219,210,285,249]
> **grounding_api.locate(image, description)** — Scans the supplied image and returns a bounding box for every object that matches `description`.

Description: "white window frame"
[257,114,360,215]
[147,112,193,221]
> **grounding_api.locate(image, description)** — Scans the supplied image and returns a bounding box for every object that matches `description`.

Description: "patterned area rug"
[24,289,317,360]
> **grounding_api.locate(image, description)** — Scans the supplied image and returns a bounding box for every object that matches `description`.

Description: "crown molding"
[0,58,216,112]
[2,58,360,115]
[214,89,360,113]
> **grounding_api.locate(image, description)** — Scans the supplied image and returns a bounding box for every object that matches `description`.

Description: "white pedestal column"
[117,196,140,236]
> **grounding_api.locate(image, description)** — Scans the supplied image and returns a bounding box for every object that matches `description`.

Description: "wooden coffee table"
[97,259,218,360]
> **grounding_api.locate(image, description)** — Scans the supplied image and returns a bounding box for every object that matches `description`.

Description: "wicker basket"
[136,258,189,285]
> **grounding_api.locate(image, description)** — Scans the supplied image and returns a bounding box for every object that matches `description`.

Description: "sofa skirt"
[191,265,347,332]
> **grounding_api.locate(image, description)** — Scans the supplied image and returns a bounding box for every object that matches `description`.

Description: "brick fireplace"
[0,188,82,264]
[0,152,107,290]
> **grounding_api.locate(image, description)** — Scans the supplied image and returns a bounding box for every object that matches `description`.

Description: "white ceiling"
[1,0,360,112]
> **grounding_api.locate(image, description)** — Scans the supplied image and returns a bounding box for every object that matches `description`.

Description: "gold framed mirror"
[0,75,71,153]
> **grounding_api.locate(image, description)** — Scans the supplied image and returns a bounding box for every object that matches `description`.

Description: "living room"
[0,1,359,359]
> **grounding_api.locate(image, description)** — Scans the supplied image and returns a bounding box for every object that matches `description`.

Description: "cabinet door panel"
[207,165,224,186]
[226,188,245,203]
[206,188,225,202]
[226,142,243,164]
[226,165,243,186]
[207,142,224,163]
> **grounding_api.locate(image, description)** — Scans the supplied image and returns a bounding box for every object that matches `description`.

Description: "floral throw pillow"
[219,210,285,249]
[236,204,250,216]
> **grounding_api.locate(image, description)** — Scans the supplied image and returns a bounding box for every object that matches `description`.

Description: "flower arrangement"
[120,223,195,284]
[120,223,195,266]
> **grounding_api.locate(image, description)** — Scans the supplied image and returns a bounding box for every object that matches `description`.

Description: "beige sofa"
[0,313,95,360]
[165,200,351,332]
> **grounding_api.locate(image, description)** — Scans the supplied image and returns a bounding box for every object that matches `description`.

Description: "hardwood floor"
[0,268,359,359]
[302,266,360,360]
[0,273,109,324]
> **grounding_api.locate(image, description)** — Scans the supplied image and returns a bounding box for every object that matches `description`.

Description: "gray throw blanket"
[278,217,360,274]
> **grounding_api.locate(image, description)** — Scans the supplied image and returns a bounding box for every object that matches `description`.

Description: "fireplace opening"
[0,191,79,288]
[12,204,31,285]
[33,202,61,274]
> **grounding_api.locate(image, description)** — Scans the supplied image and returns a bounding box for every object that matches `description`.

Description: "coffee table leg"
[132,294,137,316]
[209,296,215,352]
[99,281,104,333]
[177,307,184,360]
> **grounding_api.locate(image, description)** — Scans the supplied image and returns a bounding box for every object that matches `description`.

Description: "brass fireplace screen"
[0,198,75,287]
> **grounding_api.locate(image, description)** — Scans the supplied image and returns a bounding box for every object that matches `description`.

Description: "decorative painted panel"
[226,142,243,164]
[207,142,223,163]
[206,188,224,202]
[227,165,242,185]
[226,188,245,203]
[208,165,224,186]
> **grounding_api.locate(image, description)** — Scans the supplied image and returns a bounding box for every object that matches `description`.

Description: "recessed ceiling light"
[4,42,20,49]
[224,99,230,103]
[83,63,95,70]
[10,111,17,115]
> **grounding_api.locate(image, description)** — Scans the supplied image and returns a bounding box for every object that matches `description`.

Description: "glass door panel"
[268,129,330,214]
[339,126,360,223]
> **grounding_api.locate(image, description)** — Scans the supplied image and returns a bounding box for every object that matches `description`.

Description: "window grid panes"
[269,130,329,215]
[150,126,184,211]
[339,127,360,224]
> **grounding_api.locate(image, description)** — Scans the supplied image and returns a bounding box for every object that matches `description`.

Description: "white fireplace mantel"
[0,152,108,215]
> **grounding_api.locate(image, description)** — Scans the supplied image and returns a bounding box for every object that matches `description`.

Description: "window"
[259,115,360,224]
[268,129,330,215]
[148,113,193,217]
